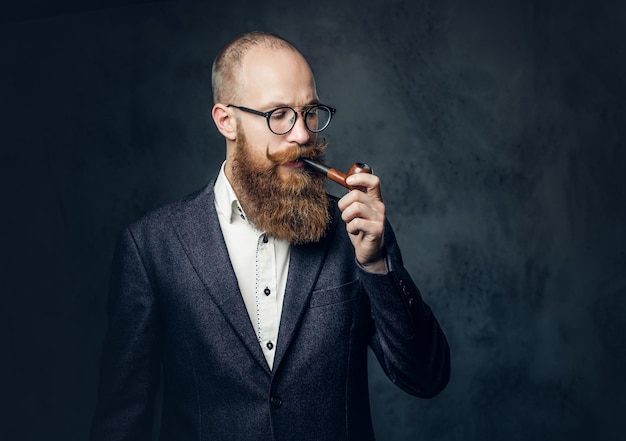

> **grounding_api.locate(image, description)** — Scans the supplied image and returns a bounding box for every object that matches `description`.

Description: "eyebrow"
[262,100,320,110]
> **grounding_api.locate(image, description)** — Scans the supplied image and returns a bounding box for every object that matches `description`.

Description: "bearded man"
[90,31,450,441]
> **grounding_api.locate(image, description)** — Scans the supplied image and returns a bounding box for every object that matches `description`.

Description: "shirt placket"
[256,233,278,369]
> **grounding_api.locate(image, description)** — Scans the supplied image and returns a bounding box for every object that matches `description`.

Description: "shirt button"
[266,341,274,350]
[264,287,271,296]
[262,234,268,243]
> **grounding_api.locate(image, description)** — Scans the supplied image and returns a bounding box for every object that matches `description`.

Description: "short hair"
[211,31,299,104]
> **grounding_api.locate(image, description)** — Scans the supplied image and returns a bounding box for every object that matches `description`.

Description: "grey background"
[1,0,625,440]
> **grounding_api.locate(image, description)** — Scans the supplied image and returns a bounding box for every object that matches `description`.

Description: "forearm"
[362,225,450,398]
[363,267,449,397]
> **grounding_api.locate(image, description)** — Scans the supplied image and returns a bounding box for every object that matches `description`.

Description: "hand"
[337,172,387,274]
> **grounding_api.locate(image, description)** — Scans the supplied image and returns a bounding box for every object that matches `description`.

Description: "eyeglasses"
[227,104,336,135]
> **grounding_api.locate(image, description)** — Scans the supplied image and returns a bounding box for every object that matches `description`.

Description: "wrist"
[358,256,388,274]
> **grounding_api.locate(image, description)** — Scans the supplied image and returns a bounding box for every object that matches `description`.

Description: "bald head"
[212,31,304,104]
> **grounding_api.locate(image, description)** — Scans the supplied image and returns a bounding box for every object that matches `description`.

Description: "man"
[91,31,450,441]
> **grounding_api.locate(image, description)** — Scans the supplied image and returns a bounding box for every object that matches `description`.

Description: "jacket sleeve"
[362,221,450,398]
[90,227,161,441]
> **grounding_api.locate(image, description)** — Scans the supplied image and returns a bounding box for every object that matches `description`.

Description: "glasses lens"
[268,107,297,134]
[305,105,332,132]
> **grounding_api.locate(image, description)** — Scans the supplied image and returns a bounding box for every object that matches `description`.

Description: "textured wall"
[2,1,625,440]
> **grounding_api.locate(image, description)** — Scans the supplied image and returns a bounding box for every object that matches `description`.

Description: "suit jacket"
[90,179,450,441]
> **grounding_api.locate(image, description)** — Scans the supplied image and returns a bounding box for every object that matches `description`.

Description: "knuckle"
[377,202,386,216]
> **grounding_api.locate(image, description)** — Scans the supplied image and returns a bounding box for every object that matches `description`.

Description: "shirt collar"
[214,161,249,225]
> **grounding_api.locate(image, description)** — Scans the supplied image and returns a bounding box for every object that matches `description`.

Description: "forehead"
[239,46,318,107]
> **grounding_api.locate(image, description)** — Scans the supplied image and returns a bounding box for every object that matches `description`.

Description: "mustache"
[265,138,328,164]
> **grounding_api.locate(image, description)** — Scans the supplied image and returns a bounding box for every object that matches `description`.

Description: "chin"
[277,164,302,180]
[279,167,313,192]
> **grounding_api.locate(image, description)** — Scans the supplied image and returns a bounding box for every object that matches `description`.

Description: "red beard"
[229,131,330,244]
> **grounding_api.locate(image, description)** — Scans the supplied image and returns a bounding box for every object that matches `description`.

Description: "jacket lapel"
[272,202,340,370]
[172,182,270,374]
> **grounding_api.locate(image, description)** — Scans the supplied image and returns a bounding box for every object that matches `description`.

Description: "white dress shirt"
[213,162,290,370]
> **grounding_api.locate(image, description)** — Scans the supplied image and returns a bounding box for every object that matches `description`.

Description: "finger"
[345,173,382,199]
[338,187,380,213]
[343,210,386,241]
[340,200,382,225]
[337,189,362,212]
[345,219,362,236]
[345,217,385,241]
[345,217,372,236]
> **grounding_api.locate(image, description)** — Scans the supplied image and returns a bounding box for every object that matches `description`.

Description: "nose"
[285,111,312,145]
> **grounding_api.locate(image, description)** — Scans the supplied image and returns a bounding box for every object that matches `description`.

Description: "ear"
[212,103,237,141]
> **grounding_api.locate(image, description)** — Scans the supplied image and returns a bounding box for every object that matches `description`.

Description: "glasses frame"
[227,104,336,135]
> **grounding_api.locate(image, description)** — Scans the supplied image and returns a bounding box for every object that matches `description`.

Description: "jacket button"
[270,396,283,408]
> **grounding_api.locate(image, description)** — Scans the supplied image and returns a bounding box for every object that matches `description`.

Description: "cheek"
[241,128,272,159]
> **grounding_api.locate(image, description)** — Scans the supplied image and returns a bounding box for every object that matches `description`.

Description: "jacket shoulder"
[126,180,215,234]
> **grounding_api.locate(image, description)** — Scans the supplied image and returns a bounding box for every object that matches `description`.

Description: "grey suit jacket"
[91,179,450,441]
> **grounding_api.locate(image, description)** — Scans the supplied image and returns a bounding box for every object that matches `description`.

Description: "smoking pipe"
[300,158,372,191]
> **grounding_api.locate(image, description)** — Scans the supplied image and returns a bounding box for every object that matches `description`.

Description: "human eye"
[270,107,290,120]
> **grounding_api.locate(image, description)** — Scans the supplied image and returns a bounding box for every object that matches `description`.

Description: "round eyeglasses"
[227,104,336,135]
